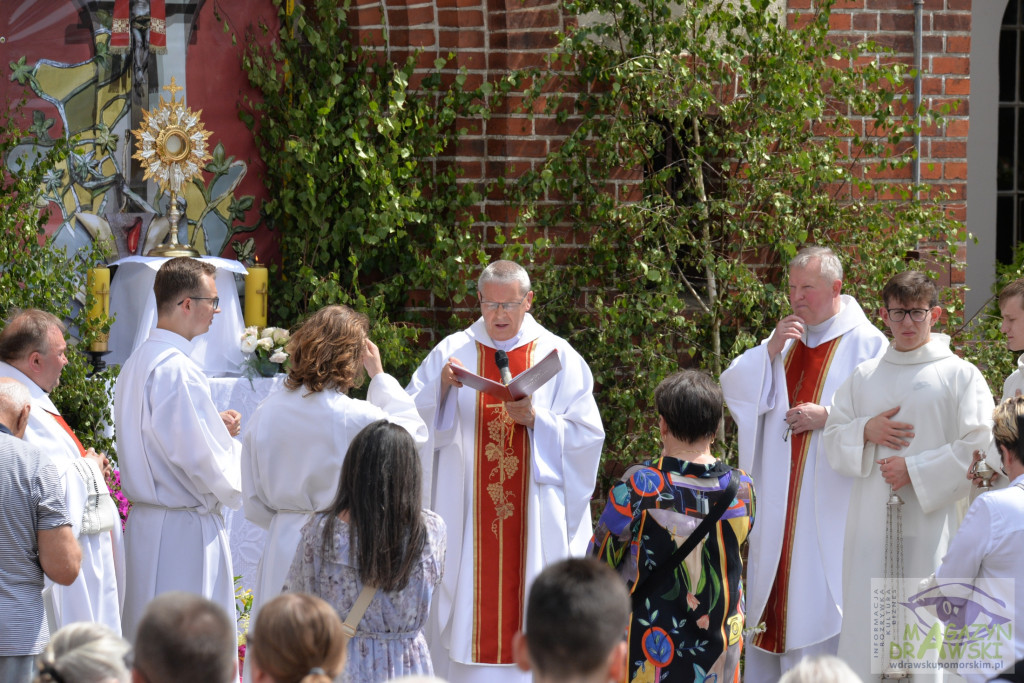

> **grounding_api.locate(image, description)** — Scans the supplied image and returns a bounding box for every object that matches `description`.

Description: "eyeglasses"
[481,296,527,312]
[886,308,930,322]
[177,296,220,309]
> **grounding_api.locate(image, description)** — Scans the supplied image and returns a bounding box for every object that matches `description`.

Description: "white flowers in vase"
[240,326,290,377]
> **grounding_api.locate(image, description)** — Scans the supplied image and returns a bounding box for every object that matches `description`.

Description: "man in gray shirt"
[0,377,80,683]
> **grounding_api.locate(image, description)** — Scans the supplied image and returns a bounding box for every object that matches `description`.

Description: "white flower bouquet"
[240,326,290,378]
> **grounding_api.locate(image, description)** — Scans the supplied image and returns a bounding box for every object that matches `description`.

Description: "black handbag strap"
[631,468,740,609]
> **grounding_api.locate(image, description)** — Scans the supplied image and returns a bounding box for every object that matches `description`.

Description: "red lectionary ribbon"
[149,0,167,54]
[109,0,131,54]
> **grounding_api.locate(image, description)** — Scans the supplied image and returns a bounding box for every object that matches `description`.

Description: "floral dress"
[284,510,446,683]
[590,458,755,683]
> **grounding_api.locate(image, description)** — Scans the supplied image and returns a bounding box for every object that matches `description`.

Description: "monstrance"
[132,77,212,256]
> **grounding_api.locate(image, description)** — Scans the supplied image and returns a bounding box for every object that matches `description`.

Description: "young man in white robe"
[114,256,243,643]
[721,246,887,680]
[407,260,605,683]
[998,279,1024,400]
[823,270,994,680]
[0,309,123,635]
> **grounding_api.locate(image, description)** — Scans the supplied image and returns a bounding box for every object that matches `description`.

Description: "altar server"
[114,257,242,643]
[242,304,427,619]
[407,259,604,683]
[0,309,123,635]
[721,246,887,679]
[823,270,994,680]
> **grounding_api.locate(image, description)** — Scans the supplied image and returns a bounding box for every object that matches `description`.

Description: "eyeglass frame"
[177,295,220,309]
[480,295,529,313]
[885,307,931,323]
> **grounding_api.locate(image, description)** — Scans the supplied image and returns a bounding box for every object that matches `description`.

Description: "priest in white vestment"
[407,260,604,683]
[721,247,887,680]
[824,270,994,681]
[242,305,428,622]
[114,257,243,643]
[0,309,123,635]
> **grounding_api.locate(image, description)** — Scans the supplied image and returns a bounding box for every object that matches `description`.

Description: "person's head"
[153,257,220,340]
[132,592,237,683]
[477,260,534,342]
[788,246,843,326]
[247,593,347,683]
[0,308,68,392]
[654,370,723,445]
[284,305,368,394]
[879,271,941,352]
[0,377,32,438]
[999,279,1024,352]
[778,654,863,683]
[992,396,1024,480]
[513,558,630,683]
[323,420,426,593]
[35,622,131,683]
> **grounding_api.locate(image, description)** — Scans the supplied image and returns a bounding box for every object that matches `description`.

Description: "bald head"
[0,377,32,438]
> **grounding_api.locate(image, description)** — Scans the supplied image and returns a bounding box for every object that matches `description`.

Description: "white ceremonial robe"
[113,328,242,642]
[824,335,994,681]
[0,362,124,635]
[1002,354,1024,400]
[720,296,887,657]
[241,373,427,618]
[407,314,604,683]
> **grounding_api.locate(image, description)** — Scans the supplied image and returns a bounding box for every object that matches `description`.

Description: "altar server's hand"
[363,339,383,378]
[967,449,1002,487]
[85,448,112,479]
[220,409,241,437]
[877,455,911,491]
[766,315,805,361]
[786,402,828,435]
[505,395,535,428]
[442,358,464,389]
[864,406,914,450]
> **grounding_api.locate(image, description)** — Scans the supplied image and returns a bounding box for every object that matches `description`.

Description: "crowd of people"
[1,250,1022,683]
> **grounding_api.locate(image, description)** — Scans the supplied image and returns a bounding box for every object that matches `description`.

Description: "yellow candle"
[87,267,110,352]
[244,263,269,328]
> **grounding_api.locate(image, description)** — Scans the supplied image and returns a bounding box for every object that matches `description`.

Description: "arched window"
[997,0,1024,264]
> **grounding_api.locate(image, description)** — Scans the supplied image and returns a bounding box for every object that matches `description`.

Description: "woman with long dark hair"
[284,420,446,683]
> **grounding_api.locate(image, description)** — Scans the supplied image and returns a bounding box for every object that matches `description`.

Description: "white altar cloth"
[107,256,248,375]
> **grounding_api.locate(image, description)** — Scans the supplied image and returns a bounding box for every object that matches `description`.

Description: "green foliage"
[513,0,960,478]
[238,0,497,377]
[0,102,116,458]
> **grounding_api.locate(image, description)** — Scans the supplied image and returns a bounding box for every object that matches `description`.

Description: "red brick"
[829,13,852,30]
[438,9,484,26]
[946,35,971,54]
[353,6,384,25]
[852,12,878,30]
[489,51,549,71]
[878,13,913,31]
[387,5,436,26]
[945,78,970,96]
[944,162,968,180]
[488,116,533,136]
[931,57,969,76]
[787,0,812,7]
[947,0,971,9]
[439,29,485,48]
[833,0,864,8]
[933,13,971,33]
[931,140,967,158]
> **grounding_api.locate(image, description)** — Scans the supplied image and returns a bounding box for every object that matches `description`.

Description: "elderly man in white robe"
[823,270,994,680]
[407,260,604,683]
[114,256,243,643]
[721,246,887,680]
[0,309,123,635]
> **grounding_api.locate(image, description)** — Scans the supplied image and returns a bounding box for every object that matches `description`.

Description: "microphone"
[495,350,513,386]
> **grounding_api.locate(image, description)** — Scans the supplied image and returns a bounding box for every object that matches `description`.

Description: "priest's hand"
[220,409,241,438]
[85,448,112,480]
[363,339,383,378]
[442,358,465,389]
[766,315,805,361]
[505,395,535,428]
[864,406,914,450]
[786,402,828,434]
[877,455,911,490]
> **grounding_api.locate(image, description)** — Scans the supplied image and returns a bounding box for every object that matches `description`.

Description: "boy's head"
[999,279,1024,352]
[513,558,630,682]
[879,270,941,352]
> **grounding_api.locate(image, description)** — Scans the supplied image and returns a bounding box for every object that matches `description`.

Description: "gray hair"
[789,246,843,283]
[779,655,862,683]
[477,260,531,297]
[0,378,31,412]
[35,623,132,683]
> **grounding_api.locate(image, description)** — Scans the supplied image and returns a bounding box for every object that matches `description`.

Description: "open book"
[451,348,563,401]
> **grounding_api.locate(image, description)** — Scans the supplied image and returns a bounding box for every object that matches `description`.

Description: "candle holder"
[88,348,112,376]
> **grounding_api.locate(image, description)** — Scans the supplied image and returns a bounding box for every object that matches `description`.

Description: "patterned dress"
[284,510,446,683]
[590,458,755,683]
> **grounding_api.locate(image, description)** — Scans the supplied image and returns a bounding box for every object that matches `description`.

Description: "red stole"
[753,337,840,654]
[471,341,534,663]
[45,410,87,458]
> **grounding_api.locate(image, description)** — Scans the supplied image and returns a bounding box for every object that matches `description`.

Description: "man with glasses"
[823,270,994,679]
[721,246,887,680]
[114,257,243,646]
[407,259,604,683]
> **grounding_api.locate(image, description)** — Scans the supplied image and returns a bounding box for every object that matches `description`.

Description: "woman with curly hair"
[241,305,427,622]
[247,592,347,683]
[284,420,445,683]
